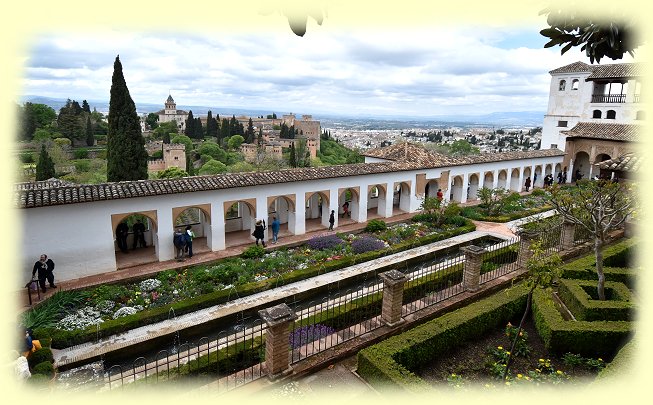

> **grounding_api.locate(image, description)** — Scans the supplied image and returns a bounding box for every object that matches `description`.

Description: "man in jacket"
[32,254,56,293]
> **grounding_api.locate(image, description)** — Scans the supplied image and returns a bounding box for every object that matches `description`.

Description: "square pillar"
[357,186,369,223]
[255,196,269,242]
[292,192,306,235]
[258,304,297,380]
[379,270,409,327]
[560,220,576,250]
[460,173,469,203]
[329,188,339,228]
[517,232,537,268]
[383,183,394,218]
[210,203,226,251]
[461,245,486,292]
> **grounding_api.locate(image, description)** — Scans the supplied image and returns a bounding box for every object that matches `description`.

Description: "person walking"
[271,216,281,244]
[253,220,266,247]
[31,254,56,293]
[116,221,129,253]
[173,228,186,261]
[132,219,146,249]
[342,201,350,218]
[328,210,335,230]
[533,172,537,188]
[436,189,443,201]
[524,176,531,192]
[557,171,563,184]
[184,225,195,258]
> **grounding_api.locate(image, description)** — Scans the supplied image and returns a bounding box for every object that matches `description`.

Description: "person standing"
[436,189,443,201]
[271,216,281,244]
[524,176,531,192]
[557,171,563,184]
[173,228,186,261]
[253,220,266,247]
[533,172,537,188]
[116,221,129,253]
[184,225,195,258]
[31,254,56,293]
[132,219,146,249]
[328,210,335,230]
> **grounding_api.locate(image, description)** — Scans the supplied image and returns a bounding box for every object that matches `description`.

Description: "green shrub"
[531,188,547,197]
[20,152,35,163]
[27,348,54,369]
[557,279,634,322]
[460,207,483,220]
[73,148,89,159]
[32,361,55,378]
[97,149,107,159]
[365,219,387,232]
[240,245,266,259]
[444,215,467,227]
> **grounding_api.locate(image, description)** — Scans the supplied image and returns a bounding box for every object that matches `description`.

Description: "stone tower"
[165,94,176,115]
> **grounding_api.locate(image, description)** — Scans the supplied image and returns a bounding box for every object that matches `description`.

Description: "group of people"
[526,169,568,191]
[173,226,195,261]
[30,254,56,293]
[115,219,147,253]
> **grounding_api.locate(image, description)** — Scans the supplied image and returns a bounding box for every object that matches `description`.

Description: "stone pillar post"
[560,220,576,250]
[379,270,409,327]
[461,245,486,292]
[258,304,297,380]
[518,232,537,268]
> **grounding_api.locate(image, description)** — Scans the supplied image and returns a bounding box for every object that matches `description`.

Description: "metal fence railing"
[540,224,563,254]
[401,254,466,316]
[573,225,593,246]
[479,237,520,284]
[105,319,266,392]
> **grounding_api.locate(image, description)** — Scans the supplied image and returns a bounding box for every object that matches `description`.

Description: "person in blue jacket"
[271,216,281,243]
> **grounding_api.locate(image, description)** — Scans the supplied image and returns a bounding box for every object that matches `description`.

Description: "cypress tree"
[185,110,194,137]
[246,118,255,143]
[195,117,203,139]
[289,142,297,168]
[85,115,94,146]
[107,55,148,182]
[82,100,91,113]
[36,144,55,180]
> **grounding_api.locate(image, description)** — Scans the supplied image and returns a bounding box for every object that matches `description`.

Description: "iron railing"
[591,94,626,103]
[573,225,593,245]
[479,237,520,284]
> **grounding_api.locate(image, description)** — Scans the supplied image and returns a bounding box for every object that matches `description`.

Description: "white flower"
[112,306,138,319]
[139,278,162,292]
[254,274,268,282]
[57,306,103,331]
[222,284,234,290]
[94,300,116,315]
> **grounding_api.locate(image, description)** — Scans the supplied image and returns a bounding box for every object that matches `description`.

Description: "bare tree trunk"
[595,236,605,301]
[502,289,533,381]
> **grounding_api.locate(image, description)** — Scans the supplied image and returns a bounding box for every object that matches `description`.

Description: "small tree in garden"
[420,196,459,226]
[477,187,510,216]
[549,180,637,301]
[503,240,562,381]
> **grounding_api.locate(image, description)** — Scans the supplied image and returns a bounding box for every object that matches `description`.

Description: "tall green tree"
[185,110,195,137]
[35,144,56,180]
[146,113,159,130]
[81,100,91,113]
[194,117,204,139]
[57,99,85,141]
[107,55,149,182]
[245,118,255,143]
[288,142,297,168]
[85,115,94,146]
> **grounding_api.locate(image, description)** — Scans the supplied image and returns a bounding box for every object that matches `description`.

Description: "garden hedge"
[561,238,638,288]
[38,221,477,348]
[462,204,553,223]
[532,288,633,359]
[594,337,637,382]
[357,284,529,392]
[557,279,634,322]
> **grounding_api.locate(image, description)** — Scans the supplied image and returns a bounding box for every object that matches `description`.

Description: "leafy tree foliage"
[197,142,227,163]
[36,144,56,180]
[17,102,57,141]
[199,159,227,175]
[245,118,255,143]
[156,166,188,179]
[227,135,244,150]
[539,4,642,63]
[185,110,195,137]
[81,100,91,113]
[57,99,86,141]
[146,113,159,130]
[153,121,178,143]
[106,56,149,182]
[85,115,94,146]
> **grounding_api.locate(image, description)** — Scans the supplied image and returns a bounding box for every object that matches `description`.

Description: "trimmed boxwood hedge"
[532,288,632,359]
[561,238,638,288]
[38,221,477,348]
[357,284,529,392]
[561,267,636,289]
[463,205,553,223]
[594,337,637,381]
[557,279,634,322]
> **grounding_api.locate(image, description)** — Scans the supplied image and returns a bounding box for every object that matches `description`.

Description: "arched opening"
[592,110,602,119]
[593,154,612,180]
[497,170,508,190]
[425,179,439,199]
[554,163,562,183]
[606,110,616,119]
[509,168,520,192]
[451,176,464,203]
[571,79,579,90]
[112,212,158,269]
[534,166,543,188]
[173,206,211,256]
[522,167,532,191]
[467,174,480,201]
[483,171,494,189]
[559,80,566,91]
[268,196,296,239]
[338,188,360,224]
[393,182,411,213]
[545,164,552,177]
[573,151,591,182]
[367,184,387,219]
[306,191,330,231]
[224,200,256,248]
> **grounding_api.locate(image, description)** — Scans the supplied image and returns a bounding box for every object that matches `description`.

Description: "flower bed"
[461,191,553,223]
[31,220,476,348]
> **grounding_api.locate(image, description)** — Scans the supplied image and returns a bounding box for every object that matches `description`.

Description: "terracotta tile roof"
[586,63,645,80]
[548,61,593,74]
[16,162,423,209]
[561,122,640,142]
[13,178,76,191]
[363,142,564,169]
[596,153,642,172]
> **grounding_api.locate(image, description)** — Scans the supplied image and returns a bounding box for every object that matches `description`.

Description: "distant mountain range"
[20,95,545,128]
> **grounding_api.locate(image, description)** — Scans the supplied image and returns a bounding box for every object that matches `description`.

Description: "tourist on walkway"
[557,171,563,184]
[132,219,147,249]
[31,254,56,293]
[253,220,266,247]
[116,221,129,253]
[173,228,186,261]
[329,210,335,230]
[184,225,195,258]
[533,172,537,188]
[562,170,568,184]
[271,216,281,243]
[342,201,350,218]
[524,176,531,192]
[436,189,443,201]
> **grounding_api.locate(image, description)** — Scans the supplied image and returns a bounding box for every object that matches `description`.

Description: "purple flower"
[352,236,385,254]
[289,324,336,349]
[306,234,344,251]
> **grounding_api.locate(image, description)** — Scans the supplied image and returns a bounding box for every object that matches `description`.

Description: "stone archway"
[483,171,494,190]
[111,211,159,268]
[305,191,330,230]
[173,205,211,255]
[509,168,521,192]
[534,165,543,188]
[268,195,296,238]
[338,187,360,224]
[224,200,256,247]
[451,175,464,203]
[497,170,508,190]
[425,179,440,198]
[367,184,388,219]
[573,151,591,181]
[393,182,411,213]
[468,174,480,201]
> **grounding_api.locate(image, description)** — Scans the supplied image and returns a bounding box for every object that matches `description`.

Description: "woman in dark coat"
[253,220,266,247]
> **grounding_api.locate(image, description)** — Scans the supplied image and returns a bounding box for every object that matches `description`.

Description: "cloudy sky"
[19,21,639,118]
